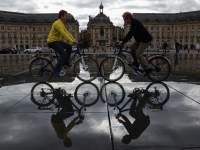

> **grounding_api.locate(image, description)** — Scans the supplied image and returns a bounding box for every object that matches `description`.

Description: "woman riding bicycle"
[118,12,153,76]
[47,9,79,78]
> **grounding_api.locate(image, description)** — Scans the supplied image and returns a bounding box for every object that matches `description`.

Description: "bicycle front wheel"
[99,57,125,82]
[29,57,54,82]
[100,82,125,106]
[74,57,99,82]
[148,56,171,81]
[74,82,99,107]
[31,82,55,106]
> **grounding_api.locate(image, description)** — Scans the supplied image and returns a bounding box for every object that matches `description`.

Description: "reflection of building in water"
[0,53,199,76]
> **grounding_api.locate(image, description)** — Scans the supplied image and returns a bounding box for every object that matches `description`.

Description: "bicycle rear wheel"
[29,57,54,82]
[74,56,99,82]
[100,82,125,106]
[31,82,55,106]
[99,57,125,82]
[146,81,170,106]
[148,56,171,81]
[74,82,99,107]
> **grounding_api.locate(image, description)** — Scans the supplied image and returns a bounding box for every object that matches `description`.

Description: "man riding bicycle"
[118,12,153,76]
[47,10,79,78]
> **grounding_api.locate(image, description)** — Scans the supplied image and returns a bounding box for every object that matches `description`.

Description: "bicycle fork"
[81,56,89,71]
[112,56,119,71]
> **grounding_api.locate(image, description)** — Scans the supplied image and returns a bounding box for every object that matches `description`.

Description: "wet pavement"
[0,74,200,150]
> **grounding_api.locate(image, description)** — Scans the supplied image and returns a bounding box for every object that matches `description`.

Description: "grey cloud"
[44,6,48,9]
[0,0,39,13]
[76,14,89,20]
[51,2,63,6]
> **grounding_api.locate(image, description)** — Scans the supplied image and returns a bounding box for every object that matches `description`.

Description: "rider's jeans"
[48,41,72,71]
[130,41,151,70]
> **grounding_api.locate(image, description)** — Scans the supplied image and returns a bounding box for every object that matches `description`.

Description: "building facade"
[0,10,79,51]
[125,11,200,50]
[79,2,123,47]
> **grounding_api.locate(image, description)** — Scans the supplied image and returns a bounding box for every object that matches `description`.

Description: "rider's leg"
[59,41,72,66]
[136,42,150,70]
[129,42,139,65]
[48,42,67,71]
[136,42,152,76]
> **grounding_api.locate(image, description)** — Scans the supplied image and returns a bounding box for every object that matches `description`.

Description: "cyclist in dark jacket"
[119,12,153,76]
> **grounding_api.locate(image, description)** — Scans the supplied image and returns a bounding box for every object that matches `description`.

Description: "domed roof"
[87,2,113,26]
[92,13,111,24]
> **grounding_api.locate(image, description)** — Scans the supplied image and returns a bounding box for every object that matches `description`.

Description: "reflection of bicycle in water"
[100,81,170,111]
[28,43,99,82]
[30,82,100,110]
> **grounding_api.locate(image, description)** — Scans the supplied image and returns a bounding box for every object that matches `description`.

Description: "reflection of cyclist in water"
[118,91,151,144]
[51,88,81,148]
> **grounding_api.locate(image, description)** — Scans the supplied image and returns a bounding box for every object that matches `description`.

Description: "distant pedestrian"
[175,40,179,62]
[162,41,167,53]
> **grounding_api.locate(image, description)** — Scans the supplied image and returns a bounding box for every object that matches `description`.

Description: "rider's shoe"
[133,69,139,75]
[144,68,152,77]
[52,68,61,78]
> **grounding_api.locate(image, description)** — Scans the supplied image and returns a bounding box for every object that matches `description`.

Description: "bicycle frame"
[37,90,86,117]
[32,45,88,73]
[114,46,170,74]
[113,88,163,118]
[113,47,145,74]
[115,48,136,68]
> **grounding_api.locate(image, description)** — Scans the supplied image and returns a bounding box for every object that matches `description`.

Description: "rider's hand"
[118,41,123,45]
[73,39,79,44]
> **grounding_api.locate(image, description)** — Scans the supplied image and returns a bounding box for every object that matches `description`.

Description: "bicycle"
[100,81,170,108]
[29,43,99,82]
[99,44,171,82]
[30,82,99,108]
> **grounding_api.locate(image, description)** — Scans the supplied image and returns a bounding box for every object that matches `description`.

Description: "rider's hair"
[122,12,133,20]
[58,10,68,18]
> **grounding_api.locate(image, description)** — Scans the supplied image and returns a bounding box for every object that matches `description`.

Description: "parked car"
[24,47,42,53]
[0,47,17,54]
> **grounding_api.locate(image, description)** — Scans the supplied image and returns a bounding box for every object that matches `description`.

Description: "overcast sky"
[0,0,200,30]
